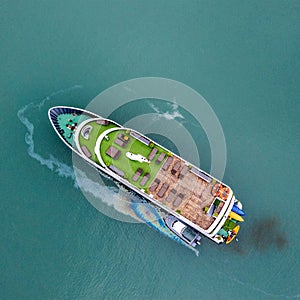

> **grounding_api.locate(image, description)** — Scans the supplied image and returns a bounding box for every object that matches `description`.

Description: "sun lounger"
[132,168,143,182]
[148,148,158,160]
[155,152,165,164]
[117,133,130,144]
[149,178,161,192]
[81,145,92,158]
[173,193,184,207]
[140,173,150,186]
[162,156,173,171]
[106,146,121,159]
[157,183,169,198]
[114,138,126,148]
[171,161,181,175]
[166,189,177,202]
[179,165,189,179]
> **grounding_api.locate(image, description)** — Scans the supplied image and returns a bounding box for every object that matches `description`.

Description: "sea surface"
[1,1,300,299]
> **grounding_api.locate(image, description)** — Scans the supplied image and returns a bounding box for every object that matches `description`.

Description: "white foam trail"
[203,255,300,299]
[148,102,184,120]
[17,85,82,182]
[226,272,300,299]
[73,166,118,202]
[17,88,137,221]
[73,164,143,223]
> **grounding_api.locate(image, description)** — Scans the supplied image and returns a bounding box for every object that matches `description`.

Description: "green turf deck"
[78,120,119,163]
[78,121,170,190]
[99,129,169,190]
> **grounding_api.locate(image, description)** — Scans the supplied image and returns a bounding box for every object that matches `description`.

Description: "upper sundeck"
[75,118,233,234]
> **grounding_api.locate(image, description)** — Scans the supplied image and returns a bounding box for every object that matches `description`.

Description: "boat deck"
[76,119,231,231]
[152,159,217,230]
[77,119,120,163]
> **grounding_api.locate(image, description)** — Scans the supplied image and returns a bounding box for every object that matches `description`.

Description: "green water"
[1,1,300,299]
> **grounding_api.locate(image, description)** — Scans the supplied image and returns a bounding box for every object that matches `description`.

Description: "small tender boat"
[226,225,240,244]
[164,215,201,247]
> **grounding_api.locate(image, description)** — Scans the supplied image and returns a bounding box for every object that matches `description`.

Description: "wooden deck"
[149,158,217,230]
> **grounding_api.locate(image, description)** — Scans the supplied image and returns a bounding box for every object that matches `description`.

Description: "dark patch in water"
[229,216,288,255]
[251,216,288,252]
[232,243,246,255]
[275,235,288,250]
[233,216,288,255]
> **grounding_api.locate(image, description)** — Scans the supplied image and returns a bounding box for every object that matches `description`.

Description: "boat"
[164,215,201,247]
[48,106,245,247]
[225,225,240,244]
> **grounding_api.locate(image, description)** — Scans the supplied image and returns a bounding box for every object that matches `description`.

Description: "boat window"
[182,227,197,242]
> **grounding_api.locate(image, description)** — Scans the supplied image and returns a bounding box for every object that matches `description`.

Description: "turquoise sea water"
[1,1,300,299]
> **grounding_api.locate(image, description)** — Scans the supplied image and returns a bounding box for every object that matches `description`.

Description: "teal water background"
[1,1,300,299]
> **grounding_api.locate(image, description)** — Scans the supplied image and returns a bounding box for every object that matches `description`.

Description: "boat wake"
[17,86,198,255]
[130,201,199,256]
[217,269,300,299]
[17,86,81,181]
[17,86,139,218]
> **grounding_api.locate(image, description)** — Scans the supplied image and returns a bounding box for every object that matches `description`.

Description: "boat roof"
[173,220,186,234]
